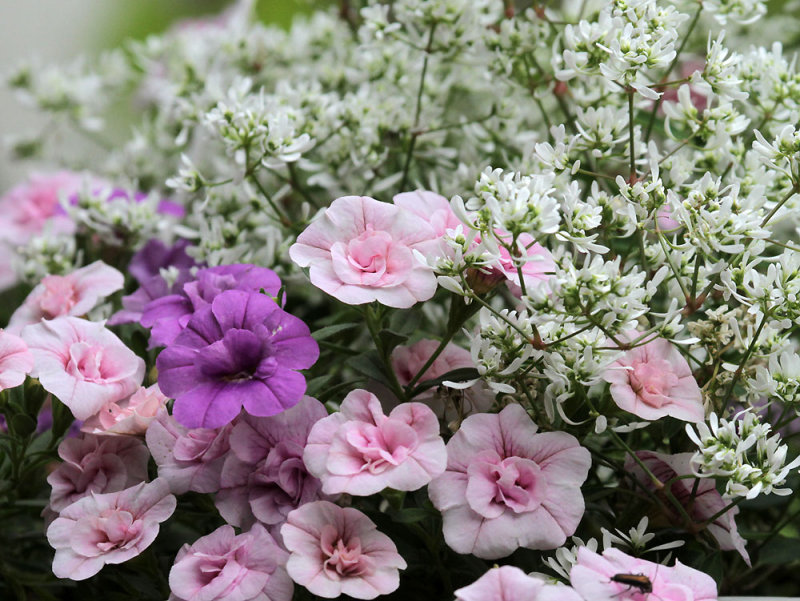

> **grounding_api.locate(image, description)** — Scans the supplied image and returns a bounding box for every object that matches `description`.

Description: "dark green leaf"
[312,322,359,341]
[758,536,800,566]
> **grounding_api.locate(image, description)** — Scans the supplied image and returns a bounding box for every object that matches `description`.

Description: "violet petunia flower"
[128,238,197,286]
[157,289,319,429]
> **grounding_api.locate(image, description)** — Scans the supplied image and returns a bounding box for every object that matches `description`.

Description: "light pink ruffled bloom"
[146,408,232,495]
[47,433,150,514]
[570,547,718,601]
[428,403,591,559]
[601,334,704,423]
[392,190,462,238]
[169,523,293,601]
[289,195,439,308]
[455,566,583,601]
[47,478,176,581]
[304,389,447,496]
[281,500,406,599]
[82,384,169,437]
[8,261,124,332]
[23,317,145,420]
[0,329,34,390]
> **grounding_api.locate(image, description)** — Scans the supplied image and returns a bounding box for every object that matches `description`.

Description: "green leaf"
[758,536,800,566]
[347,352,389,385]
[377,328,409,356]
[10,414,37,438]
[312,322,359,341]
[390,507,431,523]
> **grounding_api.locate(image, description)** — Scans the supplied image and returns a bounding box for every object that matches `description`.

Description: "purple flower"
[156,289,319,429]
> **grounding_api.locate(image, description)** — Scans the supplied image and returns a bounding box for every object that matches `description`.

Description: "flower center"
[466,452,547,518]
[67,342,109,383]
[320,525,375,579]
[629,359,679,407]
[344,421,418,475]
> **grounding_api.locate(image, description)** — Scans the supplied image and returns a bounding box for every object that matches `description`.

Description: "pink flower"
[8,261,124,332]
[82,384,170,436]
[656,205,681,231]
[304,389,446,496]
[601,334,704,423]
[626,450,750,565]
[22,317,145,420]
[289,195,439,308]
[0,329,34,390]
[493,232,556,297]
[455,566,583,601]
[570,547,718,601]
[428,403,591,559]
[168,523,293,601]
[47,433,150,514]
[47,478,177,581]
[392,190,462,238]
[146,408,232,494]
[281,500,406,599]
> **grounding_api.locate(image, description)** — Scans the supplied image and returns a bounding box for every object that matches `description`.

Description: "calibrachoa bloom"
[280,500,406,599]
[0,329,34,390]
[156,289,319,429]
[82,383,170,436]
[428,403,591,559]
[168,524,293,601]
[455,566,583,601]
[47,478,176,580]
[23,316,145,420]
[602,334,705,423]
[304,389,447,496]
[392,190,463,238]
[493,232,556,297]
[289,195,439,308]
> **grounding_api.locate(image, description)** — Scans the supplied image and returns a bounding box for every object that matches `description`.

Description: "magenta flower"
[168,523,293,601]
[81,383,169,437]
[602,334,704,422]
[428,403,591,559]
[23,317,145,420]
[304,389,446,496]
[47,478,176,581]
[570,547,718,601]
[289,195,439,308]
[0,329,34,391]
[455,566,583,601]
[156,289,319,429]
[281,500,406,599]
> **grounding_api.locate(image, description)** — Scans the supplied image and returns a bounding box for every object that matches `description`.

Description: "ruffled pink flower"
[493,232,556,297]
[392,190,462,238]
[428,403,591,559]
[8,261,124,332]
[47,433,150,514]
[216,396,328,530]
[602,334,704,423]
[23,317,145,420]
[455,566,583,601]
[281,500,406,599]
[289,195,439,308]
[82,384,169,436]
[47,478,176,581]
[570,547,718,601]
[0,329,34,390]
[169,523,293,601]
[146,408,232,495]
[626,450,750,565]
[304,389,446,496]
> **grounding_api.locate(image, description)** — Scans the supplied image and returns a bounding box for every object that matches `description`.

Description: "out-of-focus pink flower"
[304,389,446,496]
[289,195,439,308]
[82,384,169,436]
[47,478,176,581]
[168,523,293,601]
[601,334,704,423]
[626,450,750,565]
[47,433,150,514]
[0,329,34,390]
[570,547,718,601]
[281,500,406,599]
[23,317,145,420]
[392,190,462,238]
[8,261,124,332]
[146,408,232,495]
[656,205,681,231]
[493,232,556,297]
[455,566,583,601]
[428,403,591,559]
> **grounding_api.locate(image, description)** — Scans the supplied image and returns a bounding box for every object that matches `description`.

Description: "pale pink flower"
[601,334,704,423]
[8,261,124,332]
[656,205,681,231]
[455,566,583,601]
[570,547,718,601]
[428,403,591,559]
[281,500,406,599]
[304,389,446,496]
[493,232,556,297]
[146,408,232,495]
[168,523,293,601]
[392,190,462,238]
[47,478,177,581]
[0,329,34,390]
[82,384,169,436]
[22,317,145,420]
[289,195,439,308]
[47,433,150,514]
